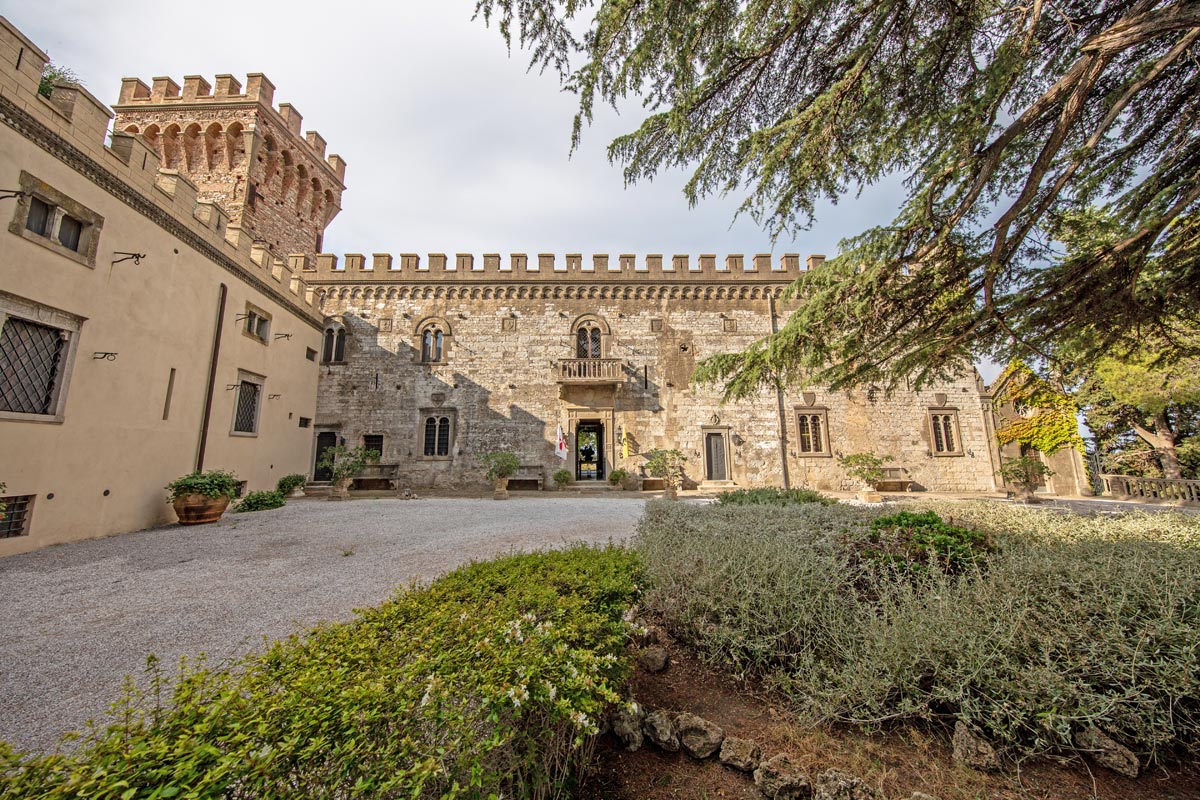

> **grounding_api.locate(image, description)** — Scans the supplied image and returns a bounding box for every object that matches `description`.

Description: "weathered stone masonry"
[308,253,999,493]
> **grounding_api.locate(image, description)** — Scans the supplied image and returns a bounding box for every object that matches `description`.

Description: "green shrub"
[164,469,239,501]
[635,500,1200,765]
[856,509,991,573]
[553,468,572,488]
[0,546,642,798]
[715,487,836,507]
[233,490,286,513]
[607,468,628,486]
[316,446,379,483]
[837,451,893,486]
[275,473,308,495]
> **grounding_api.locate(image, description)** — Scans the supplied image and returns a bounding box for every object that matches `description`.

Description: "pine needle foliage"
[474,0,1200,392]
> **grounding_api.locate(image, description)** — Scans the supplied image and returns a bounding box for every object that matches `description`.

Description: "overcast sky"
[6,1,1001,380]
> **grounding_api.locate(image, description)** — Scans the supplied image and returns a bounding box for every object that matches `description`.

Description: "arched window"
[929,410,961,455]
[575,324,602,359]
[423,415,452,456]
[322,325,346,364]
[421,327,444,363]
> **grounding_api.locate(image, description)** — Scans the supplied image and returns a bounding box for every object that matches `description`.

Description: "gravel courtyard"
[0,495,646,754]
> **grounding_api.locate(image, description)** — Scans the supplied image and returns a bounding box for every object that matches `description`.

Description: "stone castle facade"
[105,69,1002,495]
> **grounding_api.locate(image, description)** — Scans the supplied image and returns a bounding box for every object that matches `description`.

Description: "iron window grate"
[0,317,66,415]
[234,381,260,433]
[0,495,33,538]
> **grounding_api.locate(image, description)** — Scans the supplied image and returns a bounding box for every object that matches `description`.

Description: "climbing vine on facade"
[994,362,1084,455]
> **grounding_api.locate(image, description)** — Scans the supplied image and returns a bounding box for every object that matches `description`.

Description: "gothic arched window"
[423,414,452,456]
[322,325,346,364]
[575,323,602,359]
[421,327,444,363]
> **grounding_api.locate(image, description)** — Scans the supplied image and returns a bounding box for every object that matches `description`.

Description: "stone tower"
[112,73,346,261]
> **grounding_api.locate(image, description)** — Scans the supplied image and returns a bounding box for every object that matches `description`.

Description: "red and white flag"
[555,424,569,460]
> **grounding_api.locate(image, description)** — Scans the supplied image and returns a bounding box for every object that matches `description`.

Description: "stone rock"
[638,645,669,673]
[611,701,646,752]
[643,709,679,752]
[675,712,725,759]
[719,736,762,771]
[633,623,662,647]
[753,754,812,799]
[952,721,999,772]
[1074,726,1139,778]
[813,768,879,799]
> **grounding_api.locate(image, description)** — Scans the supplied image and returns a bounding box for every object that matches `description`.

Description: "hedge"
[0,545,642,798]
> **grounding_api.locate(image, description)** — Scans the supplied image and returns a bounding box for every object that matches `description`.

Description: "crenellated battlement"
[113,72,343,180]
[0,16,324,324]
[304,252,826,282]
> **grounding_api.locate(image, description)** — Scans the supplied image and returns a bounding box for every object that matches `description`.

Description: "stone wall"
[313,267,1000,493]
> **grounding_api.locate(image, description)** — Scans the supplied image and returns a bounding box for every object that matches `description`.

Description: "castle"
[0,16,1041,556]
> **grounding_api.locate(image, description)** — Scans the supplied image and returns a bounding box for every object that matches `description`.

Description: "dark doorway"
[575,421,605,481]
[705,431,728,481]
[313,431,337,481]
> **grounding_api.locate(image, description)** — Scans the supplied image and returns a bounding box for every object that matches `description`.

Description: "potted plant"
[166,469,240,525]
[316,445,380,500]
[276,473,308,498]
[608,468,628,488]
[999,455,1054,503]
[481,451,520,499]
[838,451,893,503]
[553,468,572,491]
[644,449,687,499]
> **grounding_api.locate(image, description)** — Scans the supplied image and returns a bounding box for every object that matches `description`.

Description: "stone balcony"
[556,358,624,384]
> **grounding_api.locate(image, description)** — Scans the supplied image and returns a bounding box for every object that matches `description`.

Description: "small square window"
[242,305,271,343]
[650,318,663,332]
[305,347,317,361]
[57,214,83,251]
[26,197,52,236]
[298,416,311,428]
[10,172,103,267]
[0,494,34,538]
[363,434,384,456]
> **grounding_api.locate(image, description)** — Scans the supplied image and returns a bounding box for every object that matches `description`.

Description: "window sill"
[930,452,965,457]
[794,452,833,458]
[230,430,259,438]
[241,331,269,345]
[8,224,94,268]
[420,455,454,461]
[0,409,65,424]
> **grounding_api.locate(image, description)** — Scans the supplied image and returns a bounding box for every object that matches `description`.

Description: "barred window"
[575,325,602,359]
[422,414,453,457]
[363,434,384,456]
[232,374,263,435]
[794,409,830,456]
[930,410,962,455]
[1,317,67,415]
[0,494,33,538]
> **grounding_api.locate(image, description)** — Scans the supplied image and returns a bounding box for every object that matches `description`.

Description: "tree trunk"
[1131,411,1180,479]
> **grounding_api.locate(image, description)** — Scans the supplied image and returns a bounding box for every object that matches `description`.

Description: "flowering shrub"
[0,546,642,798]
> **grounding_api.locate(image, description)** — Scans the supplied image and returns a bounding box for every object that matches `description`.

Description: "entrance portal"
[313,431,337,481]
[705,431,729,481]
[575,421,605,481]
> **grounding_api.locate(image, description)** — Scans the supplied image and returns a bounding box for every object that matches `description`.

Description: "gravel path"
[0,496,646,754]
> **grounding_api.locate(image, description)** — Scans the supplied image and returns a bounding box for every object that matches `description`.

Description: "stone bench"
[873,467,913,493]
[351,463,399,491]
[508,465,545,490]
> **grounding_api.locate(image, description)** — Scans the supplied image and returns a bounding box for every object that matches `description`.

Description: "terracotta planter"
[172,494,231,525]
[494,477,510,500]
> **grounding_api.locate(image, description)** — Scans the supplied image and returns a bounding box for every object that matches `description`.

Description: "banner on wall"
[555,424,569,460]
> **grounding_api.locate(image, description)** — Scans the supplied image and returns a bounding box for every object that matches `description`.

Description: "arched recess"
[280,151,296,200]
[162,124,183,169]
[182,123,202,171]
[295,164,310,210]
[310,177,323,217]
[414,316,453,364]
[204,122,224,170]
[226,122,246,170]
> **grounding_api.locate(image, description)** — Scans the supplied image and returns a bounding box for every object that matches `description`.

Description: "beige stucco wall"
[0,18,324,555]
